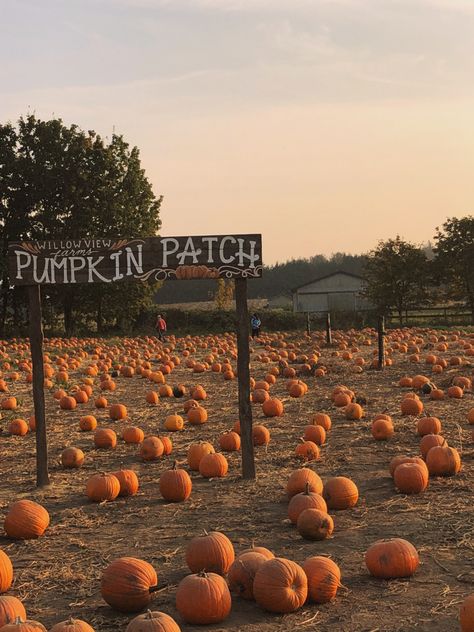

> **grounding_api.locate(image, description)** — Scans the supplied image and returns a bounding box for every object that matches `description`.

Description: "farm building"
[292,271,372,313]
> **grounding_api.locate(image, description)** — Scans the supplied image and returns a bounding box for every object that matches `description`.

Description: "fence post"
[306,312,311,335]
[326,312,332,346]
[377,315,385,370]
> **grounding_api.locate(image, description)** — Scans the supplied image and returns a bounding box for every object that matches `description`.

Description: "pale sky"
[2,0,474,264]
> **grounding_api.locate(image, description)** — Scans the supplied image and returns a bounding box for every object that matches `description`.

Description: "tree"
[363,237,429,324]
[0,114,162,335]
[433,216,474,322]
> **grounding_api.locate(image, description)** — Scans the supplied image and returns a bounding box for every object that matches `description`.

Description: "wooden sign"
[8,234,263,285]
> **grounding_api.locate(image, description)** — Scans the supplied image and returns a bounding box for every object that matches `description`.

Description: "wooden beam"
[326,312,332,346]
[235,277,256,480]
[377,315,385,370]
[306,312,311,335]
[28,285,49,487]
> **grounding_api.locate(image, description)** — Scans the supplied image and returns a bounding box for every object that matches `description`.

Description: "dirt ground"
[0,327,473,631]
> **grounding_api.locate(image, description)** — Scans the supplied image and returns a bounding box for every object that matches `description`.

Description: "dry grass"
[0,328,473,631]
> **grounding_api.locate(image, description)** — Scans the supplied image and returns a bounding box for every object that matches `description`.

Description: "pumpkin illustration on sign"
[175,265,219,279]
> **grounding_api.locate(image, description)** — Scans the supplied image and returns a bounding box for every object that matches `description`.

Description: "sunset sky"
[2,0,474,265]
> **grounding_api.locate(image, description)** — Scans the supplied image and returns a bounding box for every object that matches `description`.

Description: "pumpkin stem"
[149,584,160,594]
[203,529,209,536]
[304,482,310,495]
[145,610,153,618]
[172,461,177,470]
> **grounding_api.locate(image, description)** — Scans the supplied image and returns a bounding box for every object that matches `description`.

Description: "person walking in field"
[156,314,167,341]
[250,313,261,338]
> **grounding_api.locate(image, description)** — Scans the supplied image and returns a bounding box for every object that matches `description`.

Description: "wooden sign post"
[326,312,332,346]
[9,234,263,485]
[377,315,385,370]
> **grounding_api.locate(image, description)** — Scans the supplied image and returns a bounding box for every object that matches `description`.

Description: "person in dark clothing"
[156,314,167,341]
[250,313,261,338]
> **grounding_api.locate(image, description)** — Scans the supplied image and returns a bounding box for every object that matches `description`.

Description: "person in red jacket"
[156,314,167,341]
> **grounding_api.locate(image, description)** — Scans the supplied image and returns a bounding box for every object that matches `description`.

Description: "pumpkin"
[146,391,160,405]
[417,416,442,436]
[447,385,463,398]
[0,618,46,631]
[388,455,426,478]
[393,463,428,494]
[158,385,173,398]
[112,469,139,497]
[175,572,231,624]
[185,531,235,575]
[187,442,215,470]
[400,397,423,415]
[252,425,271,446]
[303,556,341,603]
[59,396,77,410]
[0,550,13,593]
[426,445,461,476]
[94,428,117,449]
[219,431,241,452]
[311,413,331,430]
[4,500,50,539]
[122,426,145,444]
[125,610,181,632]
[159,464,192,502]
[297,508,334,540]
[295,440,320,461]
[61,447,85,468]
[365,538,419,578]
[199,453,228,478]
[323,476,358,510]
[0,598,27,627]
[262,398,284,417]
[287,483,327,524]
[95,396,108,408]
[50,619,95,632]
[85,473,120,502]
[371,418,394,440]
[101,557,158,613]
[163,415,184,432]
[420,434,447,459]
[345,403,363,420]
[140,436,164,461]
[228,551,268,600]
[109,403,127,420]
[79,415,97,432]
[253,558,307,613]
[286,468,323,498]
[303,425,326,445]
[161,436,172,455]
[460,593,474,632]
[239,545,274,559]
[252,389,269,404]
[172,385,186,398]
[8,419,28,436]
[187,406,208,425]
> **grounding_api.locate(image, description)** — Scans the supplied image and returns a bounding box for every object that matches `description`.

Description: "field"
[0,327,473,631]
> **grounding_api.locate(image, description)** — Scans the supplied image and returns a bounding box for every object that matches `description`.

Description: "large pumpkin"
[393,463,428,494]
[253,558,307,613]
[85,473,120,502]
[125,610,181,632]
[365,538,419,578]
[262,398,284,417]
[199,453,228,478]
[101,557,158,613]
[0,549,13,593]
[185,531,235,575]
[140,436,164,461]
[4,500,50,540]
[323,477,359,510]
[228,551,268,600]
[112,469,139,497]
[303,556,341,603]
[175,572,231,624]
[0,597,27,627]
[287,484,327,524]
[426,445,461,476]
[187,442,215,470]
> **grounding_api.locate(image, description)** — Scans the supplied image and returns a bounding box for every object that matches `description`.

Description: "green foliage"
[0,114,162,335]
[433,216,474,320]
[363,237,429,322]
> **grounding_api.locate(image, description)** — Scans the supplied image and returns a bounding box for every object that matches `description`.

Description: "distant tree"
[363,237,429,324]
[0,114,162,335]
[433,216,474,323]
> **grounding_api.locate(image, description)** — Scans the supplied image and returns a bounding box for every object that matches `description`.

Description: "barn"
[292,271,372,313]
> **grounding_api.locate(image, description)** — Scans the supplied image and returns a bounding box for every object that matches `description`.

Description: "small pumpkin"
[417,416,442,436]
[112,469,139,497]
[393,463,428,494]
[323,476,359,510]
[295,439,320,462]
[94,428,117,449]
[199,453,228,478]
[139,436,164,461]
[61,447,85,469]
[262,397,284,417]
[0,617,47,631]
[0,598,27,627]
[219,431,241,452]
[426,445,461,476]
[287,483,327,524]
[85,473,120,502]
[122,426,145,444]
[0,549,13,593]
[228,552,268,600]
[159,463,192,502]
[297,508,334,540]
[50,619,95,632]
[187,442,215,470]
[286,468,323,498]
[125,610,181,632]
